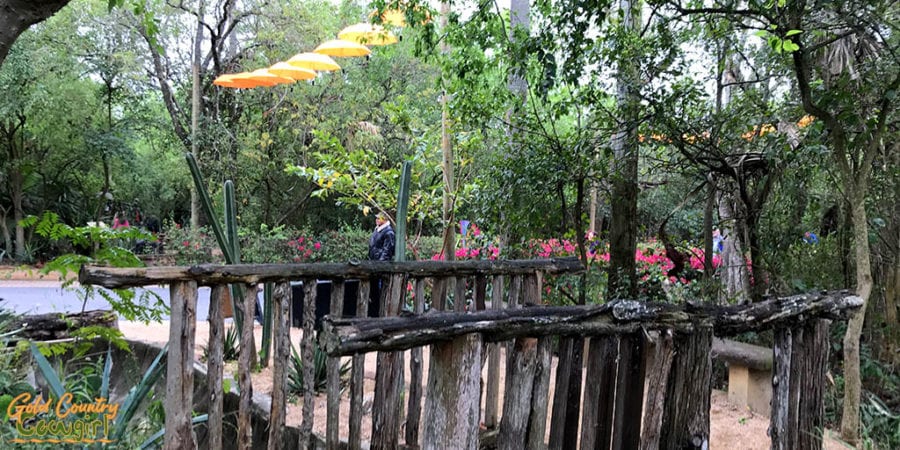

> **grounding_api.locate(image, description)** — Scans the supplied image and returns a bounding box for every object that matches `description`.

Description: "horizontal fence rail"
[322,293,863,356]
[79,257,584,288]
[77,259,862,450]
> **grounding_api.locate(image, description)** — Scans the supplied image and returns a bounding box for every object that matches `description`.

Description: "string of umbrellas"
[213,9,414,89]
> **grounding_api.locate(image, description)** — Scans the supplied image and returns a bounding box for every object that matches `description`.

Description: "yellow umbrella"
[313,39,372,57]
[214,73,264,89]
[268,62,317,80]
[338,23,399,46]
[287,52,342,72]
[246,69,295,86]
[369,6,431,26]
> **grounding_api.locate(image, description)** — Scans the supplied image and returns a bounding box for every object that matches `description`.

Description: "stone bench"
[711,338,773,416]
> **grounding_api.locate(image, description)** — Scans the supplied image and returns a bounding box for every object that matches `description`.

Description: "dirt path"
[117,321,850,449]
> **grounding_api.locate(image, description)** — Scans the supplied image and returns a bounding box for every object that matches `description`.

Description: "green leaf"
[30,342,66,399]
[785,29,803,37]
[754,30,769,38]
[782,39,800,52]
[112,344,168,442]
[100,346,113,399]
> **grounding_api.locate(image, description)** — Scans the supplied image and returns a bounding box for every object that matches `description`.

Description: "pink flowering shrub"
[432,221,501,261]
[286,236,324,263]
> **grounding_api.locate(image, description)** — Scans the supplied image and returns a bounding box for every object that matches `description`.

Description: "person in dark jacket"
[368,212,394,316]
[368,213,395,261]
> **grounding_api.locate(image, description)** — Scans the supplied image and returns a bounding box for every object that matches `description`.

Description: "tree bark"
[322,293,863,355]
[840,190,873,444]
[0,0,70,69]
[9,310,118,341]
[422,334,483,450]
[607,0,642,299]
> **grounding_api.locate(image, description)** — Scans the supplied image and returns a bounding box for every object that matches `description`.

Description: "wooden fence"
[79,258,861,450]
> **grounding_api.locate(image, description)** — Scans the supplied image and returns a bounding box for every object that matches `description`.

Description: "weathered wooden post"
[406,278,427,447]
[640,330,675,450]
[483,274,504,429]
[348,281,370,450]
[422,333,483,449]
[299,279,317,449]
[612,331,646,450]
[237,283,257,449]
[371,274,406,449]
[164,281,197,450]
[771,319,829,450]
[326,280,345,450]
[658,328,712,450]
[207,285,226,450]
[580,335,619,450]
[268,282,291,450]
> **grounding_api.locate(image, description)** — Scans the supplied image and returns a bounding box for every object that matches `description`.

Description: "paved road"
[0,283,213,321]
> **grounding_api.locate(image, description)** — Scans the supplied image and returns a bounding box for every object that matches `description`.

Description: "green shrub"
[773,235,845,293]
[162,222,219,265]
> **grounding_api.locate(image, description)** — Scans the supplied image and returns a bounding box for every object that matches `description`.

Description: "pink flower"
[489,246,500,260]
[431,253,445,261]
[182,241,190,247]
[314,242,321,250]
[455,248,468,259]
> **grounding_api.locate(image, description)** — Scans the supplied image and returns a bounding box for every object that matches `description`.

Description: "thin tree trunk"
[840,189,873,444]
[190,0,204,229]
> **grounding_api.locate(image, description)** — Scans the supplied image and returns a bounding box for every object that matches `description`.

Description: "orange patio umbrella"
[287,52,342,72]
[313,39,372,58]
[268,62,317,80]
[214,73,265,89]
[338,23,399,46]
[246,69,295,86]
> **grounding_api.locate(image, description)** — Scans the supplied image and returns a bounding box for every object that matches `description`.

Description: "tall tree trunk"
[0,206,11,258]
[840,188,873,444]
[190,0,204,229]
[3,116,27,260]
[607,0,641,299]
[439,0,454,263]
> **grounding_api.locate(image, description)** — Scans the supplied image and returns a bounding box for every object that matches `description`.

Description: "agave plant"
[29,342,168,448]
[288,335,350,396]
[201,326,241,362]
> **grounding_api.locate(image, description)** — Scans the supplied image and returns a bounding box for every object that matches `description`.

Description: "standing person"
[368,212,394,317]
[369,212,395,261]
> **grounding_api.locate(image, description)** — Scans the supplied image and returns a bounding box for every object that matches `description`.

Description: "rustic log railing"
[79,259,861,450]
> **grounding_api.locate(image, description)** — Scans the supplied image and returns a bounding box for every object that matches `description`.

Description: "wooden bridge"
[79,257,861,450]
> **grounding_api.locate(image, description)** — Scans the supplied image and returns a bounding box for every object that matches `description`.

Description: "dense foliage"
[0,0,897,446]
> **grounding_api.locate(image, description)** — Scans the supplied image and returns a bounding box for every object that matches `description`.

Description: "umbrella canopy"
[338,23,399,46]
[287,52,342,72]
[246,69,295,86]
[268,62,317,80]
[214,73,265,89]
[313,39,372,58]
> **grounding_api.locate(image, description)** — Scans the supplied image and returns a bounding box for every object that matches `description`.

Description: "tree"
[0,0,71,68]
